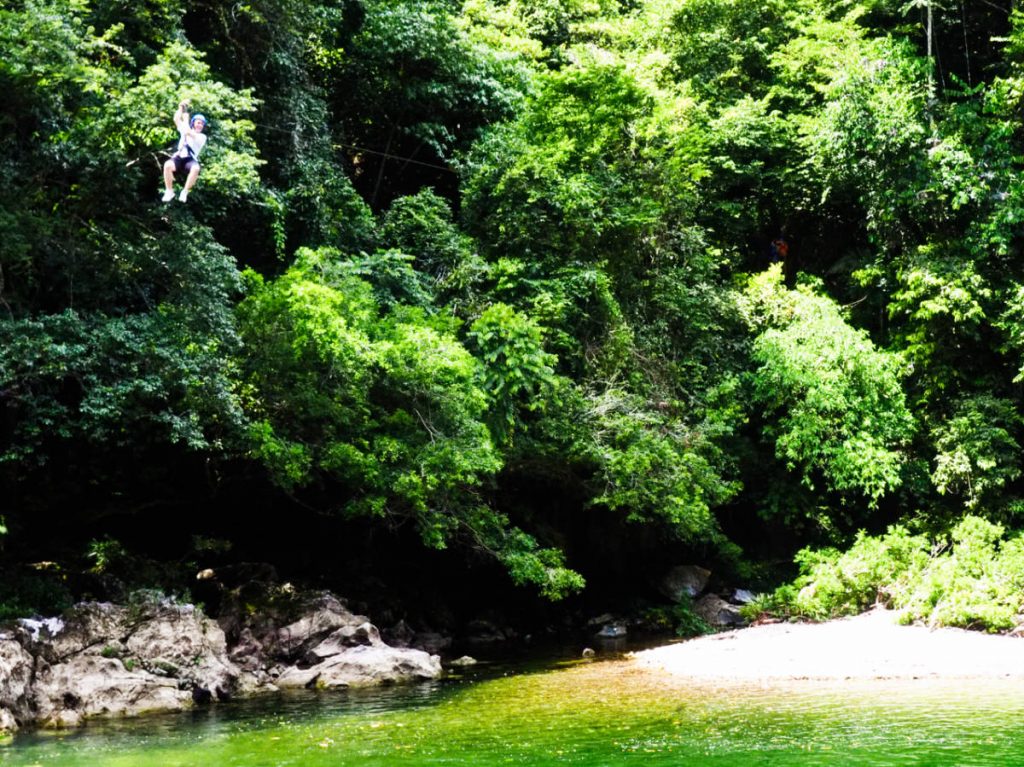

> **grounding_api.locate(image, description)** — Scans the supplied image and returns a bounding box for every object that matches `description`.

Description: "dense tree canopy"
[3,0,1024,624]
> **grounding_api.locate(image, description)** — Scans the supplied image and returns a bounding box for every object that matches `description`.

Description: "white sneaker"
[161,190,175,202]
[178,189,189,203]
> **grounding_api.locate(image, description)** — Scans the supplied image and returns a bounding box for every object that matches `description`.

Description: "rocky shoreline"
[0,561,760,735]
[0,590,441,735]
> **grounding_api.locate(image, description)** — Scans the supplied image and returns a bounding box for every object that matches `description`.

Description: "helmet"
[191,113,207,129]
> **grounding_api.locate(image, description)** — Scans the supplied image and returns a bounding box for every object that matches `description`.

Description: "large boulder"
[658,566,711,602]
[123,605,240,698]
[227,591,442,690]
[275,645,442,689]
[694,594,745,629]
[0,636,34,733]
[0,707,18,736]
[307,622,381,660]
[272,593,371,658]
[24,600,246,728]
[32,655,189,727]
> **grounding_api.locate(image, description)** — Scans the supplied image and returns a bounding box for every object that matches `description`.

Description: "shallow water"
[4,656,1024,766]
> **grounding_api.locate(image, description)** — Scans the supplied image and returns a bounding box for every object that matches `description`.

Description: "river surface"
[3,653,1024,766]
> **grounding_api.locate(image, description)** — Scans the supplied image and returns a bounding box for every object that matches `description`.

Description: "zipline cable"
[131,119,460,175]
[334,140,456,173]
[251,120,457,173]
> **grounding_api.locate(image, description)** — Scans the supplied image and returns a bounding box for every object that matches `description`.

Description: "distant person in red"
[769,233,789,264]
[161,100,207,203]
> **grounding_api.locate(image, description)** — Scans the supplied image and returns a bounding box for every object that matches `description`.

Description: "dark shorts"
[170,155,199,175]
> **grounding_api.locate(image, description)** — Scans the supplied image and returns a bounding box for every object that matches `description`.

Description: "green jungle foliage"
[756,516,1024,632]
[2,0,1024,624]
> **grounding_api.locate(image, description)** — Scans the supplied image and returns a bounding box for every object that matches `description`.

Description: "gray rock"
[20,601,245,728]
[308,622,383,660]
[732,589,757,605]
[0,638,34,731]
[0,707,19,735]
[226,589,445,692]
[596,623,627,638]
[694,594,746,628]
[123,606,238,697]
[42,709,81,729]
[449,655,477,667]
[275,593,369,657]
[228,628,265,671]
[45,602,124,660]
[658,565,712,602]
[0,589,443,732]
[32,655,189,726]
[276,645,441,688]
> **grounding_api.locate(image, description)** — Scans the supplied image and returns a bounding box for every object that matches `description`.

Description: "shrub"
[642,601,713,638]
[764,516,1024,632]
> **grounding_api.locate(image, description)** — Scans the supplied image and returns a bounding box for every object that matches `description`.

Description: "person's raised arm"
[174,100,190,133]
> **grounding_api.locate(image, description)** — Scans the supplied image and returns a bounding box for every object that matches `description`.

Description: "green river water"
[3,654,1024,766]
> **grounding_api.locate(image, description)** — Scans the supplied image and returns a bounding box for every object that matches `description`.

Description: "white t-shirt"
[176,128,207,161]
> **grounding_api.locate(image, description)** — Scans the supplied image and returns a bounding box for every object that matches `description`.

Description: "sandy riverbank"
[631,607,1024,681]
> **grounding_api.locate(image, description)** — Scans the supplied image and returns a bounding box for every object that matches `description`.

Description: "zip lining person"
[161,100,207,203]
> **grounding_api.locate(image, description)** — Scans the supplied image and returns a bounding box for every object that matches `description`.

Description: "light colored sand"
[631,607,1024,681]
